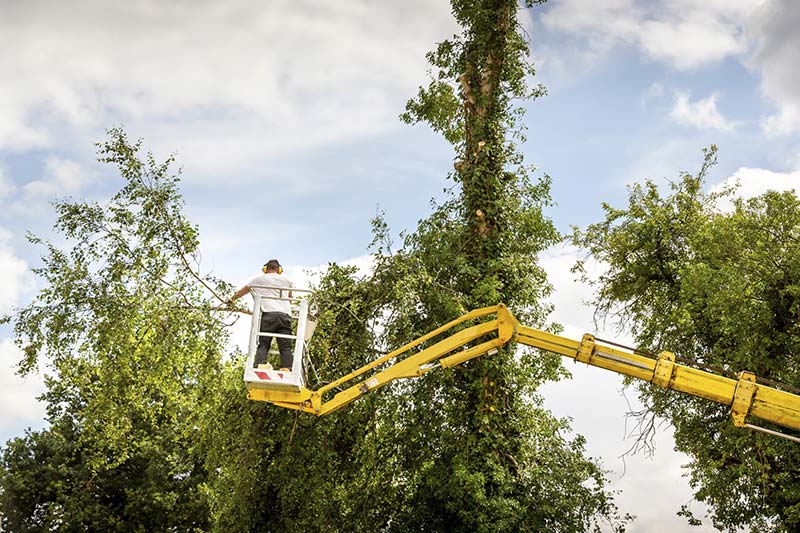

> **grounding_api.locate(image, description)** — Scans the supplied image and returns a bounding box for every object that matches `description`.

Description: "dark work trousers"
[255,311,294,369]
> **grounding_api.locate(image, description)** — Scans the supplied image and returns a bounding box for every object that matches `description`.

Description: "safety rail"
[243,287,315,393]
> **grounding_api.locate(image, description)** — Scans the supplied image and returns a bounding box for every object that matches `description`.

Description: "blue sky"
[1,1,799,530]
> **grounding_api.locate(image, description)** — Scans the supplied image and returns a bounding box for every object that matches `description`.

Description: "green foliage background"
[18,1,800,532]
[200,2,625,531]
[573,147,800,532]
[1,130,227,531]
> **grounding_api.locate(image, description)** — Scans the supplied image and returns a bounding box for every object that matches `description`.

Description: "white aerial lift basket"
[242,287,315,393]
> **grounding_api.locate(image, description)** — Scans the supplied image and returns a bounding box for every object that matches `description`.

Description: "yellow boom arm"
[247,304,800,440]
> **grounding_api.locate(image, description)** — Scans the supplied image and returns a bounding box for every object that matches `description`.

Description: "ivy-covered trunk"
[459,0,546,520]
[392,1,625,531]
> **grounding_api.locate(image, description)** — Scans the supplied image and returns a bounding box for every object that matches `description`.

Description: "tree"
[573,147,800,532]
[200,263,403,532]
[367,0,624,529]
[0,128,230,531]
[2,2,631,530]
[201,1,627,531]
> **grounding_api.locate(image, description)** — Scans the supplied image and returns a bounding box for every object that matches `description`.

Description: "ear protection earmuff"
[262,261,283,274]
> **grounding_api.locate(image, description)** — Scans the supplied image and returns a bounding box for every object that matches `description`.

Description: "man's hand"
[224,291,251,315]
[231,286,250,301]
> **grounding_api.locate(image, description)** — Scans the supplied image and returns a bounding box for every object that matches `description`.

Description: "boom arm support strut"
[246,305,800,439]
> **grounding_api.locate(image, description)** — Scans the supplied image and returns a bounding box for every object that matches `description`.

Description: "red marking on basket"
[255,371,270,380]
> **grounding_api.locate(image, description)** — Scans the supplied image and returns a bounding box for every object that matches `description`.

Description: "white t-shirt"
[247,273,294,314]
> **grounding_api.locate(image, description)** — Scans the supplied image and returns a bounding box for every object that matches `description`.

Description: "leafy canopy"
[204,1,628,531]
[1,128,231,531]
[573,146,800,532]
[3,2,632,531]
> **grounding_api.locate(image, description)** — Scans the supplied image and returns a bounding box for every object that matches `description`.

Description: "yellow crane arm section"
[247,304,800,440]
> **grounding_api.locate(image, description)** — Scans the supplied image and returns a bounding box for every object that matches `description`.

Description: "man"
[231,259,294,371]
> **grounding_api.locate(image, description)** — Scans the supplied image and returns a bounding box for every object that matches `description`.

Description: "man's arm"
[231,285,250,301]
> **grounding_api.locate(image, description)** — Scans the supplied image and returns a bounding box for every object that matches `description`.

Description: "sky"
[1,0,799,530]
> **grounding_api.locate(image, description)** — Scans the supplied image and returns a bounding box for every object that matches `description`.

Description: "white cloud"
[540,0,639,46]
[0,91,51,151]
[539,243,714,531]
[711,166,800,212]
[0,227,30,314]
[22,157,89,198]
[760,104,800,136]
[541,0,755,71]
[0,338,48,438]
[540,243,636,346]
[669,91,737,132]
[747,0,800,136]
[0,164,17,199]
[638,16,744,70]
[0,0,457,185]
[638,3,750,70]
[0,157,92,217]
[541,0,800,134]
[792,151,800,171]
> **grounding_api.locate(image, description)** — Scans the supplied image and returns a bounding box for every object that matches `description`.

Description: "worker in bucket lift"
[231,259,294,371]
